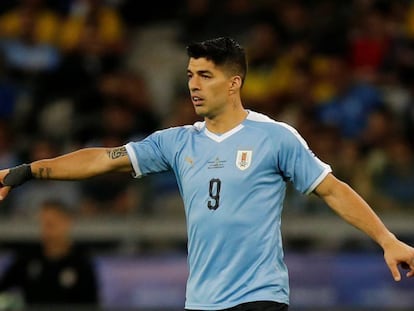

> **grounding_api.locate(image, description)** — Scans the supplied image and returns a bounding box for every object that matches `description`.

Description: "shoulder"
[162,121,205,132]
[127,122,204,151]
[9,244,43,264]
[245,110,303,139]
[151,122,205,139]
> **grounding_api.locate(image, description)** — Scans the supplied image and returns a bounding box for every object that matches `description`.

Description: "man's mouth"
[192,96,204,105]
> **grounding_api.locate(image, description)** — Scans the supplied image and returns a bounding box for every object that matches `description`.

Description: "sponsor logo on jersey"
[236,150,252,170]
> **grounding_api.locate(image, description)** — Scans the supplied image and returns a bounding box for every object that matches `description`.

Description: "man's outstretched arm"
[0,146,133,200]
[314,173,414,281]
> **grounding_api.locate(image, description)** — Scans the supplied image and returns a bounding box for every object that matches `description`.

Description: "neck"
[205,102,248,134]
[43,239,72,259]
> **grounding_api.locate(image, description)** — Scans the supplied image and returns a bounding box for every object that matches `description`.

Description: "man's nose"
[189,77,200,91]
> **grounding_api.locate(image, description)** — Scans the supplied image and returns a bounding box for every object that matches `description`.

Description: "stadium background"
[0,0,414,310]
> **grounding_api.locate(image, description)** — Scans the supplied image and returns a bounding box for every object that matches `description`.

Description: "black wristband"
[2,164,33,187]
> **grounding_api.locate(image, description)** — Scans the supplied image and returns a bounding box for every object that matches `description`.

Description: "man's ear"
[229,76,242,94]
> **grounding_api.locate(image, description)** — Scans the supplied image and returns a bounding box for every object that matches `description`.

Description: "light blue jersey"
[125,111,331,310]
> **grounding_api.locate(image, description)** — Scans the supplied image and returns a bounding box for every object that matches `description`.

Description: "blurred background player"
[0,199,98,308]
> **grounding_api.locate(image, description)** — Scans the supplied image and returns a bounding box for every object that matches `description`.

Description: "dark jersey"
[0,244,98,305]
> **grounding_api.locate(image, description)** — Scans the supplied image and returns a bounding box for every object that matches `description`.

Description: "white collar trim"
[204,124,244,142]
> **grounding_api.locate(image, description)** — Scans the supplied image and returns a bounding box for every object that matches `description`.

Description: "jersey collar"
[204,124,244,143]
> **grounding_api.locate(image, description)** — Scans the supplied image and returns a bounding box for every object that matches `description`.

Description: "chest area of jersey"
[177,133,273,184]
[177,133,279,224]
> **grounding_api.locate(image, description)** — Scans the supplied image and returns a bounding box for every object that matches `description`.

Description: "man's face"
[39,207,72,244]
[187,57,232,119]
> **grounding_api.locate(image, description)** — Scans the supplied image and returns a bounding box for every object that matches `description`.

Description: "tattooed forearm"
[37,167,52,179]
[106,147,128,160]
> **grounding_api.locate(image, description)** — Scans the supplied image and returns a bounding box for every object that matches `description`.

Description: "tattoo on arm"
[106,147,128,160]
[38,167,52,179]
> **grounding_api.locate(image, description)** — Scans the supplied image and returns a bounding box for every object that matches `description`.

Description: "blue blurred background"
[0,0,414,310]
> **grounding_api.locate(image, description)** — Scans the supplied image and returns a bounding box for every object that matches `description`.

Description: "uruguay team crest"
[236,150,252,170]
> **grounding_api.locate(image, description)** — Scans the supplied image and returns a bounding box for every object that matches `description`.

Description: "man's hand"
[0,169,12,201]
[383,237,414,281]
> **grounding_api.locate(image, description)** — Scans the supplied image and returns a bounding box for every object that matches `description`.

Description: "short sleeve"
[125,130,172,178]
[277,124,331,194]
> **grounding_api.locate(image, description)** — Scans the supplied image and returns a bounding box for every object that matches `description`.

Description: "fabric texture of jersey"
[125,111,331,310]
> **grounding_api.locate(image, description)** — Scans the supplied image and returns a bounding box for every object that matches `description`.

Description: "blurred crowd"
[0,0,414,218]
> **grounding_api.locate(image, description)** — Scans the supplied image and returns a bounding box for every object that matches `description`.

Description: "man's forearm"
[0,146,132,201]
[329,182,395,247]
[316,174,396,248]
[31,147,130,180]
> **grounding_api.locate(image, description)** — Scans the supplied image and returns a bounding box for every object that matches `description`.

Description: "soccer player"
[1,37,414,311]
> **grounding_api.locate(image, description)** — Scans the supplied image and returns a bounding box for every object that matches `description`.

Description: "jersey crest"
[236,150,252,170]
